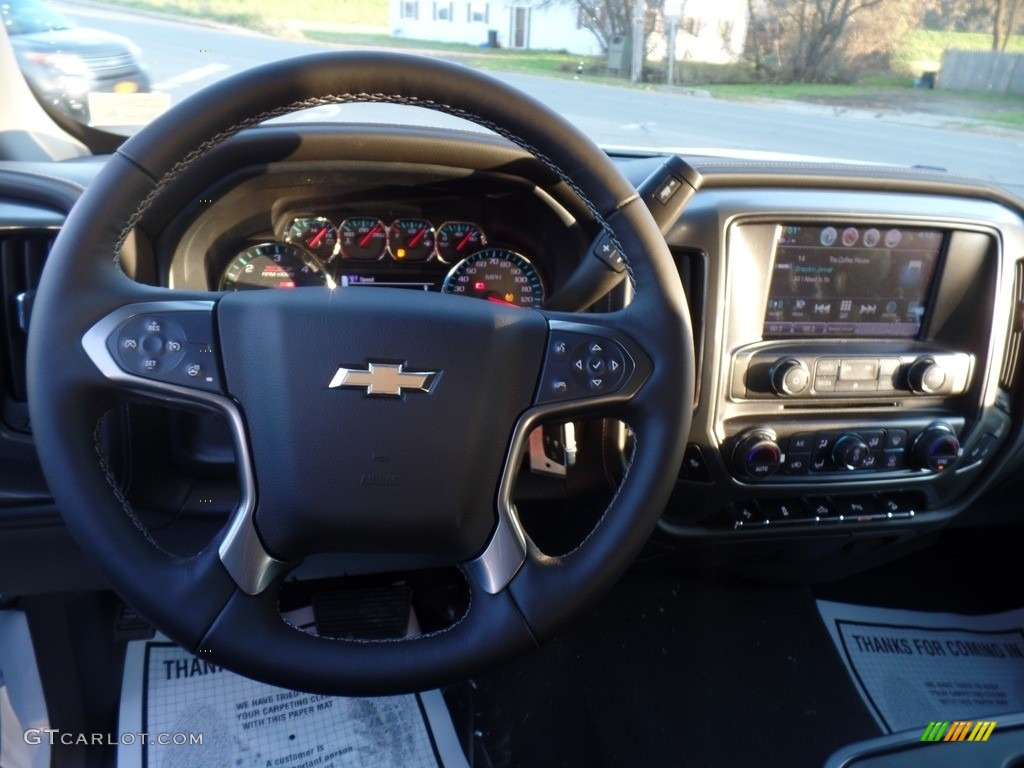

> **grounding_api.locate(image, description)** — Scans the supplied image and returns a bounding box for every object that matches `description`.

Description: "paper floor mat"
[118,637,469,768]
[818,600,1024,733]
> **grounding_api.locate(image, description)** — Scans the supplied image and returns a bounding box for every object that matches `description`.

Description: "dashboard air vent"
[0,230,55,425]
[999,259,1024,392]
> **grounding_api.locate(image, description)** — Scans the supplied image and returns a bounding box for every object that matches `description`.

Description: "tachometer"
[219,242,332,291]
[442,248,544,308]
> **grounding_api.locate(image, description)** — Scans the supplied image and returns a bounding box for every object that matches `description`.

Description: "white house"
[389,1,599,53]
[388,0,747,64]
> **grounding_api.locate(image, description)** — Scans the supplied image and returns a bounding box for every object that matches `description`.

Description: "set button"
[107,310,223,393]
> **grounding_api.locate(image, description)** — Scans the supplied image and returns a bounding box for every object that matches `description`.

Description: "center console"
[662,188,1024,536]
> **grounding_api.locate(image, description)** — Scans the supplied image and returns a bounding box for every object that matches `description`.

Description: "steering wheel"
[26,51,693,695]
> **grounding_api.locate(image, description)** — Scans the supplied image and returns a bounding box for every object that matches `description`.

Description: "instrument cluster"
[218,214,546,309]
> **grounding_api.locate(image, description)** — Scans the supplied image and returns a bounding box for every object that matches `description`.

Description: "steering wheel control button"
[537,329,636,405]
[591,233,625,273]
[106,309,223,393]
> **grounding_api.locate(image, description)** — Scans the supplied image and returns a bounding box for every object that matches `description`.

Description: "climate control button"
[912,424,960,471]
[832,434,871,469]
[733,430,783,479]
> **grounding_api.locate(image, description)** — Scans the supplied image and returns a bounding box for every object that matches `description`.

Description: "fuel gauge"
[287,217,338,261]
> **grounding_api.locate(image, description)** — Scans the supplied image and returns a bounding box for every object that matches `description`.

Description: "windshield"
[3,0,1023,187]
[2,0,72,34]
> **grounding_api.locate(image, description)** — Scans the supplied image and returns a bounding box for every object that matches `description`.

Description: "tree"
[756,0,924,82]
[558,0,661,54]
[993,0,1024,49]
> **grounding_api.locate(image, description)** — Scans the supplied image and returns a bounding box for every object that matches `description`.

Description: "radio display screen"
[763,224,944,338]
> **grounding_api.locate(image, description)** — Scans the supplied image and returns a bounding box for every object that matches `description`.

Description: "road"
[58,2,1024,187]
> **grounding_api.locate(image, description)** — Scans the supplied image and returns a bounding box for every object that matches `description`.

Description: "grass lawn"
[894,30,1024,74]
[98,0,388,32]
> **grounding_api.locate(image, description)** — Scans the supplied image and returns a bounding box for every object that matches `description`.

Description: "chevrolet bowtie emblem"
[328,363,439,397]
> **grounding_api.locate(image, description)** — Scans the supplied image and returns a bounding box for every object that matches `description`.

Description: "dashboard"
[162,157,585,310]
[2,124,1024,588]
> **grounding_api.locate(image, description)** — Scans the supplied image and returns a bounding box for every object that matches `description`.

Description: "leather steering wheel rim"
[26,51,694,695]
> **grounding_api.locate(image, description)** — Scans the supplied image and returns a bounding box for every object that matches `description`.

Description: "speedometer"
[441,248,544,308]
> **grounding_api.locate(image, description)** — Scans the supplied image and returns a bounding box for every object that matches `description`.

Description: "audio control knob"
[733,429,783,480]
[907,357,947,394]
[912,424,960,471]
[832,434,871,470]
[770,358,811,396]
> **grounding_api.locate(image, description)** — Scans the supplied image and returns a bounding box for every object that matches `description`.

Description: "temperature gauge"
[436,221,486,263]
[388,218,435,262]
[340,217,387,261]
[286,217,338,260]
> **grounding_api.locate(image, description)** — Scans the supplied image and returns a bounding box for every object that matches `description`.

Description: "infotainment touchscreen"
[763,224,944,338]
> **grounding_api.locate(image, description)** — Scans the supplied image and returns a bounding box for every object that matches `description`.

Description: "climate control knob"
[770,358,811,396]
[907,357,948,394]
[912,424,960,471]
[733,430,783,480]
[832,434,871,469]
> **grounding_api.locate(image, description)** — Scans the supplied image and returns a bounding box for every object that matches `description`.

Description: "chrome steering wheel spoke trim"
[81,300,289,595]
[466,317,653,594]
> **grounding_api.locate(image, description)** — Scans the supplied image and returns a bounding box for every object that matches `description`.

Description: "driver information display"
[763,224,943,338]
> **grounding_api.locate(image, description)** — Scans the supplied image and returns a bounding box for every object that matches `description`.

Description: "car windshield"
[2,0,72,34]
[2,0,1023,188]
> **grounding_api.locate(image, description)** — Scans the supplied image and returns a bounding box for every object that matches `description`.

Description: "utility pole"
[630,0,645,82]
[665,0,684,87]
